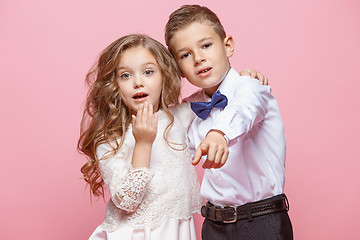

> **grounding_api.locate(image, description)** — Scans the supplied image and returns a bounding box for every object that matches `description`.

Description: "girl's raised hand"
[132,103,158,145]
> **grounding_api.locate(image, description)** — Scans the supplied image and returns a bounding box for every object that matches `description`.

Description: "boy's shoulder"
[225,74,272,95]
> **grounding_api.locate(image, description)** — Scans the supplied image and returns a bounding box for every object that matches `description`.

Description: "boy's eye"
[144,69,154,76]
[202,43,212,49]
[120,73,131,79]
[181,53,191,59]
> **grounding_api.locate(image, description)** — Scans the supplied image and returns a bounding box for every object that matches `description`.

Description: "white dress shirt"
[185,67,286,206]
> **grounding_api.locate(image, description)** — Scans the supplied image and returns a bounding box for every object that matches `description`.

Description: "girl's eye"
[144,70,154,76]
[202,43,212,49]
[181,53,191,59]
[120,73,131,79]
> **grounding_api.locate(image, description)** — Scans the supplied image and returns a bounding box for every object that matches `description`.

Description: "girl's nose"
[134,76,144,88]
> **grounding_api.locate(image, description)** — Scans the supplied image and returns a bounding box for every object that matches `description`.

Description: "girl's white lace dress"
[89,103,203,240]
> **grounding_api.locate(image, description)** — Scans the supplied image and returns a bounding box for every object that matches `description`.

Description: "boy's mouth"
[197,67,212,76]
[133,92,148,102]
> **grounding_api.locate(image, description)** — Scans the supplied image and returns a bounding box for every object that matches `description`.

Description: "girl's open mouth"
[133,92,148,102]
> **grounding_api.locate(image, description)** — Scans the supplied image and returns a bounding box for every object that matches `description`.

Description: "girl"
[79,34,203,239]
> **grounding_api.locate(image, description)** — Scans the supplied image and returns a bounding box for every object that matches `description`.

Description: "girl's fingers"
[141,103,148,123]
[250,71,257,78]
[132,114,136,126]
[147,104,153,125]
[264,77,269,86]
[152,112,158,131]
[136,104,143,123]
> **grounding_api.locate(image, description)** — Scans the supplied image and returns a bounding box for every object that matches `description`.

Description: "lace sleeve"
[97,142,153,213]
[112,167,152,212]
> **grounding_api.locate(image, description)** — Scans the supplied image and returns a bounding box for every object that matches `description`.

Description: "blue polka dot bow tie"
[190,90,228,120]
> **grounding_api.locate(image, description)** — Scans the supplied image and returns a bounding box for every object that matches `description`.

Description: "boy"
[165,5,293,240]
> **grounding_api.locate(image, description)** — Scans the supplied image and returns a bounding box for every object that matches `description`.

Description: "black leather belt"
[201,194,289,223]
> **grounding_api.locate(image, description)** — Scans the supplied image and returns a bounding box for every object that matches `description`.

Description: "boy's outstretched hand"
[192,130,229,169]
[240,68,269,86]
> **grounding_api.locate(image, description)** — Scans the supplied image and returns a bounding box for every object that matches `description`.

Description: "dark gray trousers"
[202,206,293,240]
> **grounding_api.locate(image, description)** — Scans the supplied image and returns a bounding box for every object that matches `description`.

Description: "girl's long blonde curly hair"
[78,34,182,199]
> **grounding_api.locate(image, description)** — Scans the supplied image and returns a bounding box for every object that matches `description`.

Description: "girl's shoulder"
[96,134,132,162]
[169,102,195,129]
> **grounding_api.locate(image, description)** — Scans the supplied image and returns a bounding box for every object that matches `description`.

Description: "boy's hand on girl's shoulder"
[192,130,229,169]
[239,68,269,86]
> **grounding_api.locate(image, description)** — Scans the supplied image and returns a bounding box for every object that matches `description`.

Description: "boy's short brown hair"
[165,5,226,52]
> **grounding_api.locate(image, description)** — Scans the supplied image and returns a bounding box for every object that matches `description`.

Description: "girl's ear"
[224,36,234,58]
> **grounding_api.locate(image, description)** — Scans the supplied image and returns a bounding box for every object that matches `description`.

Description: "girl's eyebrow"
[116,62,157,72]
[142,62,157,67]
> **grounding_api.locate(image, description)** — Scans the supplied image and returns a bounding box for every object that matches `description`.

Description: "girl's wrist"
[134,141,153,149]
[131,142,153,168]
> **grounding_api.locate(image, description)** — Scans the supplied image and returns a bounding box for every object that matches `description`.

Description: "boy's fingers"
[202,145,216,168]
[193,143,208,165]
[212,150,224,168]
[192,147,203,165]
[219,150,229,167]
[202,159,210,168]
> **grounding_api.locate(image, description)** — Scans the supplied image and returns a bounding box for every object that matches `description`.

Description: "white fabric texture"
[185,67,286,207]
[92,103,203,236]
[89,217,197,240]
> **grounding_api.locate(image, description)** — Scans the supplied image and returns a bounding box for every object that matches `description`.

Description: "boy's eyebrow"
[198,37,213,43]
[174,37,213,56]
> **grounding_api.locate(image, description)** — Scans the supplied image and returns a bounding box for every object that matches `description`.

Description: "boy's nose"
[194,54,205,65]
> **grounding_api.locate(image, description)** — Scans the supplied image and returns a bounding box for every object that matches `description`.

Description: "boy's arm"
[192,77,270,169]
[213,78,270,144]
[192,129,229,169]
[239,68,268,86]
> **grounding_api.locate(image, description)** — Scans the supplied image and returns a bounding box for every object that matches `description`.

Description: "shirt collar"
[200,67,238,102]
[217,67,239,96]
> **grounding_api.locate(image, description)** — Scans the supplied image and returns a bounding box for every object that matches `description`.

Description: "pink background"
[1,0,359,239]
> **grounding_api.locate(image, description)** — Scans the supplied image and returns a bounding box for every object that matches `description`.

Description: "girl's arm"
[131,103,158,168]
[97,103,158,212]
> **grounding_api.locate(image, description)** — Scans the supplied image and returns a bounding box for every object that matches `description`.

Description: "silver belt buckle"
[223,205,238,223]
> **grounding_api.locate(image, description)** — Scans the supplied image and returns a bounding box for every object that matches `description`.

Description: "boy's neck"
[204,66,231,97]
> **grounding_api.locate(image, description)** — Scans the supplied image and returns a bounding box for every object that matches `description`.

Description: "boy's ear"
[224,36,234,58]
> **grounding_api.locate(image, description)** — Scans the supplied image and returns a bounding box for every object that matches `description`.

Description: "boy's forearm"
[211,88,269,142]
